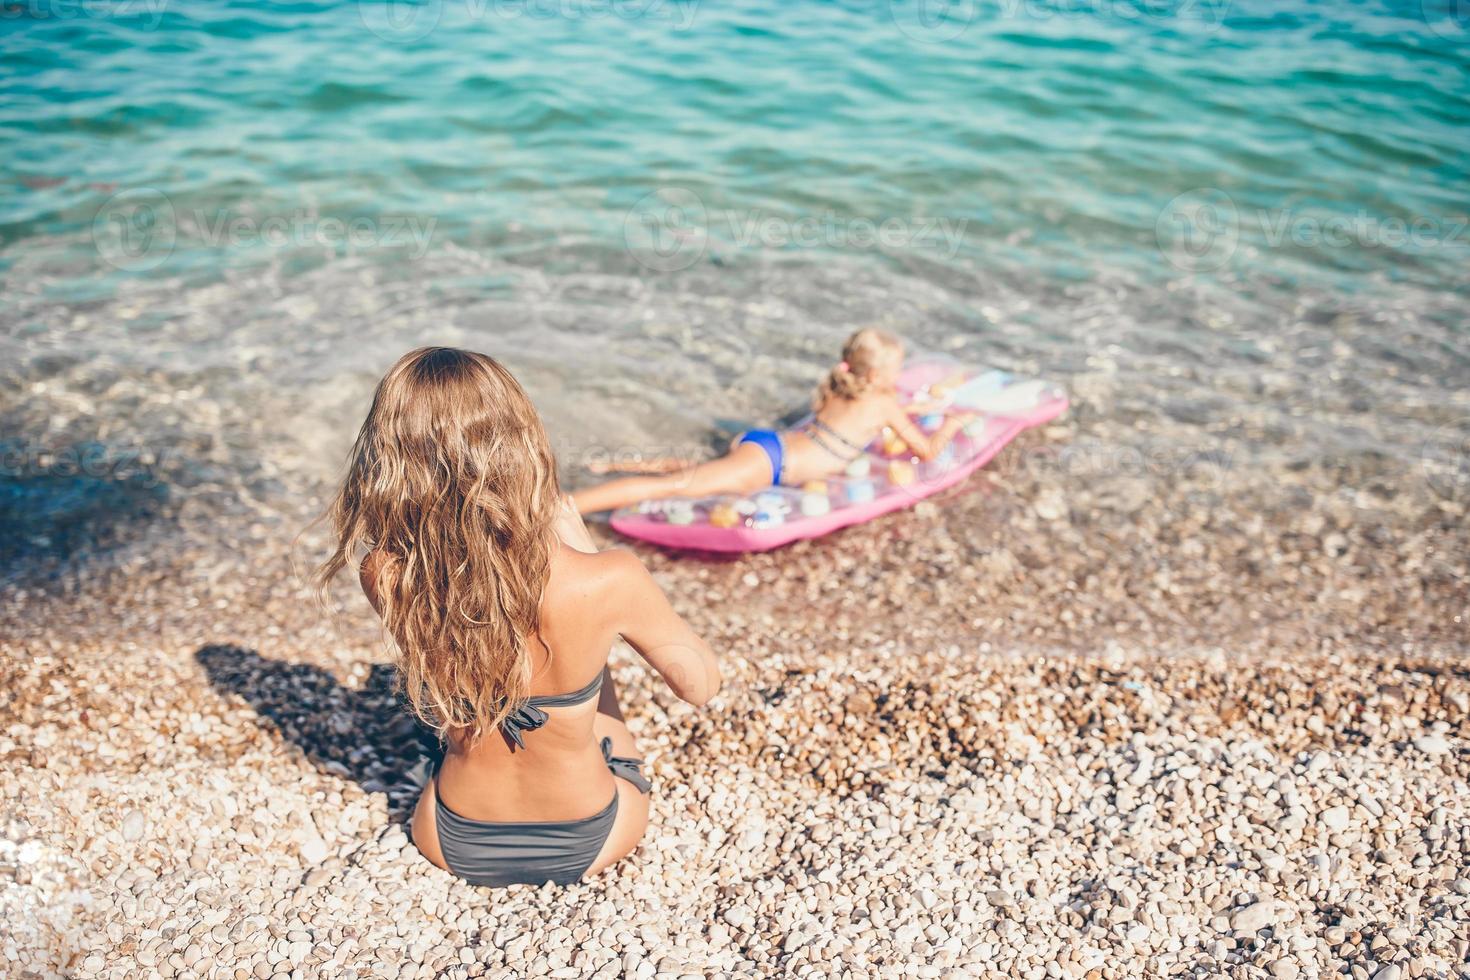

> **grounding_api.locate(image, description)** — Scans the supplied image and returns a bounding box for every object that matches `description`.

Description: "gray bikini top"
[802,417,868,462]
[500,671,604,749]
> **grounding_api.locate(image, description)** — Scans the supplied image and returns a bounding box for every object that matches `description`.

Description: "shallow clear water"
[1,0,1468,549]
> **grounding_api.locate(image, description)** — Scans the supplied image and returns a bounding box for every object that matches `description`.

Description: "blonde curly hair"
[814,328,905,410]
[316,347,562,743]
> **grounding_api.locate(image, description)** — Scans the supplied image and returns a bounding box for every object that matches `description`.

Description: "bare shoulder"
[541,546,654,661]
[868,389,906,422]
[544,544,649,608]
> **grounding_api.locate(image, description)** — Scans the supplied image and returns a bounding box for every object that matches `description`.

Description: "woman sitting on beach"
[317,346,719,888]
[571,328,975,514]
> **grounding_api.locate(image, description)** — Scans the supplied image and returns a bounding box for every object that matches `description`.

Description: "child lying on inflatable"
[572,329,974,515]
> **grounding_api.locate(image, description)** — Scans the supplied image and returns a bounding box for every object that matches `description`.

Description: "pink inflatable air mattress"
[608,359,1068,553]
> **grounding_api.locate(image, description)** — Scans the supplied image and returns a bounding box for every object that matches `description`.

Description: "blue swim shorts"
[737,428,784,486]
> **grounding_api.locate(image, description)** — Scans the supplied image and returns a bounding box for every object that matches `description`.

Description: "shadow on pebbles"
[1,610,1467,979]
[1,421,1468,979]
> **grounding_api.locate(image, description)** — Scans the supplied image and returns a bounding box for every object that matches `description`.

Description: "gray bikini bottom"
[431,737,651,888]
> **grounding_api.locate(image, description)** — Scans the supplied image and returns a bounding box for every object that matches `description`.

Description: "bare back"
[431,545,628,822]
[781,389,901,485]
[362,536,715,826]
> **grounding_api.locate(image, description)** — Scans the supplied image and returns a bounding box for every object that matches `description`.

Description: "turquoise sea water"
[1,0,1468,538]
[4,0,1468,281]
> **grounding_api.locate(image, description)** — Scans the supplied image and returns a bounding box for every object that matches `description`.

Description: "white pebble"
[1412,735,1450,755]
[1270,958,1300,980]
[121,809,146,842]
[1229,902,1274,934]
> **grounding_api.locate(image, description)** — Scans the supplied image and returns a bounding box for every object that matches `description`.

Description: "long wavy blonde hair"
[814,328,904,410]
[316,347,562,743]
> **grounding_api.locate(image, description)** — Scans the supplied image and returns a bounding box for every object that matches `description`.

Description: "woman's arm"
[555,493,719,704]
[602,549,720,707]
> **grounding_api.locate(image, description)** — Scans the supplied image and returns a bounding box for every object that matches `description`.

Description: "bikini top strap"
[496,671,606,748]
[524,670,605,709]
[805,418,867,461]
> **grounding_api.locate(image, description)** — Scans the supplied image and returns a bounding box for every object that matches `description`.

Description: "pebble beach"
[4,397,1467,979]
[4,1,1469,975]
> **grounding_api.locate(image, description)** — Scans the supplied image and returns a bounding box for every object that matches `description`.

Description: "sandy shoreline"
[3,410,1468,979]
